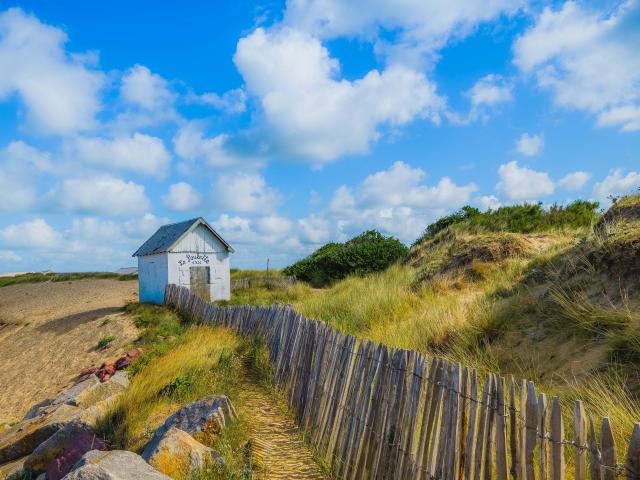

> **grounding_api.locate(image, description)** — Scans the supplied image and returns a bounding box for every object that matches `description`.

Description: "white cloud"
[559,171,591,191]
[593,169,640,202]
[121,64,175,111]
[234,27,443,164]
[67,133,171,177]
[0,8,105,135]
[257,215,293,235]
[0,140,54,212]
[514,1,640,132]
[123,213,170,240]
[0,250,21,263]
[214,173,281,213]
[187,88,247,114]
[496,161,555,200]
[48,176,151,216]
[0,218,62,249]
[298,214,331,244]
[162,182,202,212]
[475,195,502,211]
[320,161,478,241]
[515,133,544,156]
[173,122,261,169]
[283,0,523,67]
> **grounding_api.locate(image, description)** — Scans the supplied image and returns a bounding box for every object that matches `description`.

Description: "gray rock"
[142,426,222,477]
[22,376,100,421]
[71,373,128,409]
[141,395,235,460]
[0,404,83,464]
[62,450,171,479]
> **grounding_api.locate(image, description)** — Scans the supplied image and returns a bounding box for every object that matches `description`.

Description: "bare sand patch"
[0,279,140,422]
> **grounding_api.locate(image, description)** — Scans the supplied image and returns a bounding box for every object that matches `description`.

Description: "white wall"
[137,253,168,304]
[168,224,231,301]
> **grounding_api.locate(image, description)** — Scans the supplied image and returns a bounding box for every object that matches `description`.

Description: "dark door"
[190,266,211,301]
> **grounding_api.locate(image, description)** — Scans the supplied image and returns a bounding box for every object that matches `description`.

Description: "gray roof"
[132,217,234,257]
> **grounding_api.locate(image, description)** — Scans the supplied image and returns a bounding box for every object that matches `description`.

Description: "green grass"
[96,335,117,350]
[0,271,137,287]
[230,269,282,279]
[218,282,314,308]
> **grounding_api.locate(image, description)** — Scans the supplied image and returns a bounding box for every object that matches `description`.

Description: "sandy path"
[0,279,139,423]
[239,378,326,480]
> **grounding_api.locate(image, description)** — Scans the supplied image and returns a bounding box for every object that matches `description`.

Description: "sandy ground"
[0,279,139,422]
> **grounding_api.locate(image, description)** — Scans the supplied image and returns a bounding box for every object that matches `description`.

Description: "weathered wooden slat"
[496,376,508,480]
[525,382,538,480]
[509,376,519,480]
[474,375,492,480]
[601,417,617,480]
[625,423,640,480]
[538,393,548,480]
[484,374,496,480]
[589,417,602,480]
[574,400,587,480]
[465,369,479,480]
[550,396,564,480]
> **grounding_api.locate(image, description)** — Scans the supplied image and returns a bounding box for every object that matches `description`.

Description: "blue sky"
[0,0,639,272]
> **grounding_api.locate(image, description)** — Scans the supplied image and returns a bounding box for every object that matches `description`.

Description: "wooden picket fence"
[231,275,297,291]
[164,284,640,480]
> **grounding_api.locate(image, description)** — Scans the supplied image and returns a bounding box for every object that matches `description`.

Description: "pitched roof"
[132,217,234,257]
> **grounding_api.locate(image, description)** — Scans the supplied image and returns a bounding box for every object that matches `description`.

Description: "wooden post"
[574,400,587,480]
[550,397,565,480]
[509,376,519,480]
[589,417,602,480]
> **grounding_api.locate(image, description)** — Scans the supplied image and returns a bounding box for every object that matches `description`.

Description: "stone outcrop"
[142,426,221,478]
[62,450,172,479]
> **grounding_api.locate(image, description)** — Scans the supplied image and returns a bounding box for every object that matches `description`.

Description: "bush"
[96,335,116,349]
[414,200,600,245]
[284,230,408,287]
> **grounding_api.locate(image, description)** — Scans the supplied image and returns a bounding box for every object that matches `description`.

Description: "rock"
[142,426,221,478]
[145,395,235,452]
[24,420,106,477]
[96,363,117,383]
[0,404,83,464]
[23,376,100,421]
[71,372,128,409]
[23,398,54,421]
[62,450,172,479]
[0,455,27,478]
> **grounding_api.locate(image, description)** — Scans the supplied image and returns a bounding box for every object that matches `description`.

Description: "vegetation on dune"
[97,304,255,479]
[230,268,282,279]
[283,229,407,287]
[0,271,137,287]
[227,195,640,448]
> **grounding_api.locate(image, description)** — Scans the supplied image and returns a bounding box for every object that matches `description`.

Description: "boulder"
[143,395,235,457]
[62,450,172,479]
[23,376,100,421]
[0,404,83,464]
[71,371,128,409]
[142,426,221,478]
[24,420,106,477]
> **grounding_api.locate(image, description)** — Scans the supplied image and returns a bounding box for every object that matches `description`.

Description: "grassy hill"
[226,195,640,443]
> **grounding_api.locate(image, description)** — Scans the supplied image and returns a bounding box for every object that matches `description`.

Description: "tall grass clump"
[97,327,242,452]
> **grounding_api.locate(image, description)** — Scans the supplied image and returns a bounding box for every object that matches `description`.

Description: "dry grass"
[98,327,241,452]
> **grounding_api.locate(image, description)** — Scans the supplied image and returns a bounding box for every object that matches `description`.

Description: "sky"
[0,0,639,272]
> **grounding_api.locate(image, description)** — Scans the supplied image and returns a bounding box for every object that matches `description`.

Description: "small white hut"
[133,217,234,304]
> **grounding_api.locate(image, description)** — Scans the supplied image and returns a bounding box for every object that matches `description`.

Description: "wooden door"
[189,266,211,301]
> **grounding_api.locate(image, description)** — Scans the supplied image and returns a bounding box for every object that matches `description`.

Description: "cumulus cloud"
[0,218,62,249]
[283,0,523,67]
[475,195,502,211]
[234,27,443,164]
[121,64,175,111]
[516,133,544,156]
[162,182,202,211]
[0,140,53,211]
[496,161,555,200]
[187,88,247,114]
[317,161,478,241]
[559,171,591,191]
[48,176,151,216]
[213,173,281,213]
[514,1,640,132]
[67,133,171,177]
[173,122,261,169]
[0,8,105,135]
[593,169,640,202]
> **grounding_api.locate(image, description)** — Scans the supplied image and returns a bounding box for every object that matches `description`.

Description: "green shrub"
[414,200,600,245]
[283,230,408,287]
[97,335,116,349]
